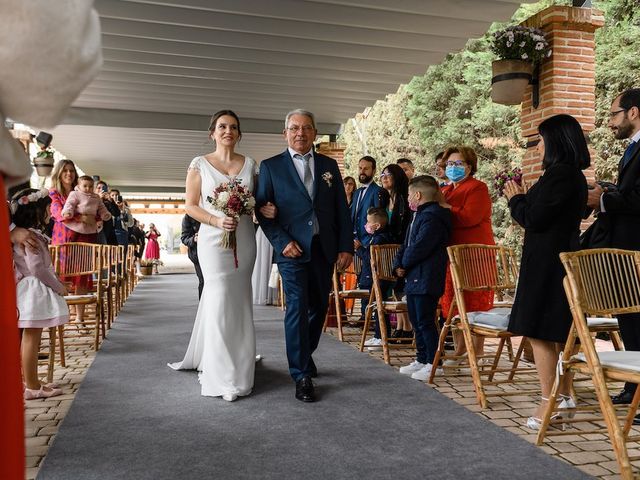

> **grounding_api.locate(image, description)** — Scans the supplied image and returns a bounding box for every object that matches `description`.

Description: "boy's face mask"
[408,192,420,212]
[365,222,380,235]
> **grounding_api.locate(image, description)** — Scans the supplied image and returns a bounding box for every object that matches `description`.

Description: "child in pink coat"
[11,188,70,400]
[62,175,111,234]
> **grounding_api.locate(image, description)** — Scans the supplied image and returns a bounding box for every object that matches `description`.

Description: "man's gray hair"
[284,109,316,130]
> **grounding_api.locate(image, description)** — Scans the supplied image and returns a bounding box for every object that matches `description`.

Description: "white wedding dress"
[169,155,257,398]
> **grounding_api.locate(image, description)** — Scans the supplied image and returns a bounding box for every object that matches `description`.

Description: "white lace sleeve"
[188,156,201,173]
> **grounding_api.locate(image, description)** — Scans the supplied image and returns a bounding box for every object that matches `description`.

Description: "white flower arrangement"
[491,25,551,64]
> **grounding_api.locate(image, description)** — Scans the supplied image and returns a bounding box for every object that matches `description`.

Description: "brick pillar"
[316,142,346,176]
[520,6,604,184]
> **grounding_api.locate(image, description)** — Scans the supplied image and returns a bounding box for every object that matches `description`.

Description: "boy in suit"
[356,207,394,349]
[393,176,451,381]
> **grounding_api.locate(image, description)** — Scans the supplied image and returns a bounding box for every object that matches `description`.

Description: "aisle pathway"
[36,273,590,480]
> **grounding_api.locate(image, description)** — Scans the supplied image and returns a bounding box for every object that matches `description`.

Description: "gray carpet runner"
[37,273,592,480]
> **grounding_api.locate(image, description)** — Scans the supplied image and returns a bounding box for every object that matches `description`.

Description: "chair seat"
[586,317,619,327]
[467,307,511,331]
[340,289,370,297]
[64,294,97,305]
[574,351,640,373]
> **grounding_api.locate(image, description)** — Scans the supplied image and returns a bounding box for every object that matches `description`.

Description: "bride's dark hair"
[208,110,242,140]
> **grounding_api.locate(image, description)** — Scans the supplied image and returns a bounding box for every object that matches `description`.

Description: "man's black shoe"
[295,376,315,402]
[611,389,635,405]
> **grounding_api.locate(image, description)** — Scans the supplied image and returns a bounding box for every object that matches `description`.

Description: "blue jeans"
[406,293,439,365]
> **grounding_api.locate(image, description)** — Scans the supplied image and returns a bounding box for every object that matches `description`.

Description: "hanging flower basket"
[491,59,534,105]
[490,25,551,106]
[33,151,55,177]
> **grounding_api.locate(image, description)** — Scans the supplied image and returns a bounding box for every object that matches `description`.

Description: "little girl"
[11,188,69,399]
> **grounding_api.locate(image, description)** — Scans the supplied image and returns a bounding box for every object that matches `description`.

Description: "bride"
[169,110,275,401]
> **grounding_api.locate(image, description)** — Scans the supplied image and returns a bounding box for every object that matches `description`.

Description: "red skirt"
[1,175,25,479]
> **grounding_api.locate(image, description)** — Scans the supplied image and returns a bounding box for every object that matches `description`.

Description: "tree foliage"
[338,0,640,249]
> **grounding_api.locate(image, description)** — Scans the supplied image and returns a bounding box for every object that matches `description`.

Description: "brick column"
[520,6,604,184]
[316,142,346,176]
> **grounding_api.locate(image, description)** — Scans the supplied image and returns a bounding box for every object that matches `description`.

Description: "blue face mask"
[445,165,467,183]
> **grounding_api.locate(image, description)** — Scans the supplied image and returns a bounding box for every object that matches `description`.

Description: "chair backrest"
[53,242,102,277]
[560,249,640,317]
[370,244,402,303]
[447,244,518,295]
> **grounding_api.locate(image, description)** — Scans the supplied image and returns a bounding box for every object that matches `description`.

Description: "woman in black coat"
[504,114,589,430]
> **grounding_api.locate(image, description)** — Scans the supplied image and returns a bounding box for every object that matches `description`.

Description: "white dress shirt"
[288,147,314,183]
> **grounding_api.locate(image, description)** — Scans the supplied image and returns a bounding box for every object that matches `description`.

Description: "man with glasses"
[256,109,353,403]
[587,88,640,411]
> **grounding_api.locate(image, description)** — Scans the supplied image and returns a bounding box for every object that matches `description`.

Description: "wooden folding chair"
[51,242,105,351]
[429,244,536,407]
[536,249,640,479]
[98,245,115,329]
[323,255,369,342]
[125,244,136,297]
[359,244,414,365]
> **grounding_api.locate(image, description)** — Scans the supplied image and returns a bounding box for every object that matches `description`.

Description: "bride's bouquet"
[206,178,256,268]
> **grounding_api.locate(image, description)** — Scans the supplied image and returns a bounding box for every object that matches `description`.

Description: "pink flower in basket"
[206,178,255,267]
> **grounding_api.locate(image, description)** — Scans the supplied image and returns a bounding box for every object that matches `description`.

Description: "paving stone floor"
[23,296,636,480]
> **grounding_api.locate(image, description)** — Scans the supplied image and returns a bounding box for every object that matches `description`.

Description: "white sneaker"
[399,361,426,375]
[411,363,434,381]
[364,337,382,349]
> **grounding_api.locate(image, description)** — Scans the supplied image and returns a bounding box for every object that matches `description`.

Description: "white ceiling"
[51,0,534,195]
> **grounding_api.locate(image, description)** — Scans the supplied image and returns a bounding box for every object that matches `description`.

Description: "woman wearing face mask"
[438,146,495,363]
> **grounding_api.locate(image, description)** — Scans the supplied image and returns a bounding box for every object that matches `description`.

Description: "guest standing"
[181,214,204,299]
[505,114,589,429]
[439,146,495,362]
[586,89,640,409]
[343,176,357,208]
[49,159,95,324]
[397,158,415,180]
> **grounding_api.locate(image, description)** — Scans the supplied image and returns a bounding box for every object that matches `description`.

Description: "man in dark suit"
[351,156,386,254]
[181,214,204,299]
[587,88,640,407]
[256,109,353,402]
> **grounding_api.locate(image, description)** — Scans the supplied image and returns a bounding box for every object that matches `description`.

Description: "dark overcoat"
[507,163,587,343]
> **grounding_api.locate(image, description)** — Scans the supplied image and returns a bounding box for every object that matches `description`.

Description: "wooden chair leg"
[429,315,454,384]
[462,324,488,408]
[47,327,56,384]
[611,330,624,351]
[57,325,66,368]
[359,304,374,352]
[379,311,391,365]
[507,338,527,382]
[506,337,515,362]
[487,338,504,383]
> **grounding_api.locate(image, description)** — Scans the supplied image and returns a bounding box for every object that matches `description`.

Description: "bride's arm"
[185,168,224,228]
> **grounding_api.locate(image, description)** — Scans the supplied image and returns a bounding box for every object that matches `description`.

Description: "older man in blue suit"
[256,109,353,402]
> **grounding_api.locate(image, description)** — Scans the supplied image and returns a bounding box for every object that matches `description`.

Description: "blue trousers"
[278,238,333,381]
[406,293,439,365]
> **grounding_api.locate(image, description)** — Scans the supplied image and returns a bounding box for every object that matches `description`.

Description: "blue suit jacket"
[351,182,386,246]
[393,202,451,296]
[256,150,353,264]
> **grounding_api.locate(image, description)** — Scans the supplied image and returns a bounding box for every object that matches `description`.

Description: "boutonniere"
[322,171,333,187]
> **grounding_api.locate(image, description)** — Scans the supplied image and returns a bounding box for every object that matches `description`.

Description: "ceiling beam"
[61,107,342,134]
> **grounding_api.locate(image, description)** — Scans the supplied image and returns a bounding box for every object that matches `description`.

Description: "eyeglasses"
[446,160,466,167]
[379,172,391,179]
[608,109,628,119]
[286,125,315,133]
